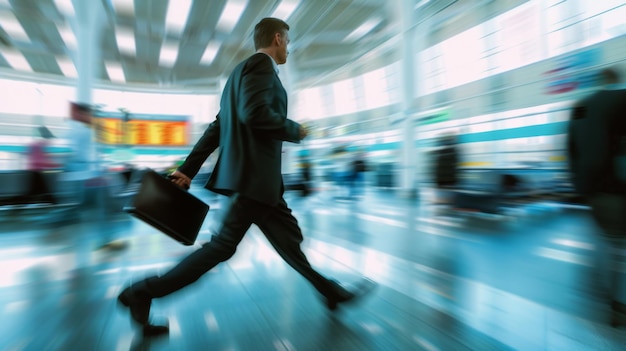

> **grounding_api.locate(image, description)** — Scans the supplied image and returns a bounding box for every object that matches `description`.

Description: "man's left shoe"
[324,278,376,311]
[142,323,169,337]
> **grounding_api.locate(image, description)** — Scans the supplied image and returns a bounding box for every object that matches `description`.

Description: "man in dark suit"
[567,67,626,327]
[118,17,373,333]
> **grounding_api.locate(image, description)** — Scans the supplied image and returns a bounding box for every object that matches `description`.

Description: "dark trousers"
[145,194,334,298]
[588,193,626,304]
[10,171,56,204]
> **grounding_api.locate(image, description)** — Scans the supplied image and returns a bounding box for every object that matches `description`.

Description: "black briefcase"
[124,169,209,246]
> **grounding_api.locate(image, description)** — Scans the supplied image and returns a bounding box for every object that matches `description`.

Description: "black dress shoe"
[610,300,626,327]
[324,278,376,311]
[118,282,152,325]
[142,323,169,337]
[612,300,626,313]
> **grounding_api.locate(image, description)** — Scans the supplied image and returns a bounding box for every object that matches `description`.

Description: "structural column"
[67,0,104,172]
[65,0,105,268]
[396,0,418,198]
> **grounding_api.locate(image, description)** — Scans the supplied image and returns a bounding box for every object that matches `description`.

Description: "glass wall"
[419,1,626,95]
[1,1,624,171]
[0,78,218,170]
[293,1,625,121]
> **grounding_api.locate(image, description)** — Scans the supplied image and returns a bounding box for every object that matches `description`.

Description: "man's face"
[276,31,290,64]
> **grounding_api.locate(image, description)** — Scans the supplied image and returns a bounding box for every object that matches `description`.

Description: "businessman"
[567,67,626,327]
[118,17,373,333]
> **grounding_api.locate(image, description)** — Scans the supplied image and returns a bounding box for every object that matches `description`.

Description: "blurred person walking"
[349,152,368,198]
[567,67,626,327]
[432,133,460,204]
[299,157,313,197]
[117,17,373,335]
[24,126,60,204]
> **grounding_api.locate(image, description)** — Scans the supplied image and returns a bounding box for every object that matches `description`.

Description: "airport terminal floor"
[1,185,625,350]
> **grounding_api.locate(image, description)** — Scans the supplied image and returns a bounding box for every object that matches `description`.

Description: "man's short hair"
[599,68,620,85]
[254,17,289,50]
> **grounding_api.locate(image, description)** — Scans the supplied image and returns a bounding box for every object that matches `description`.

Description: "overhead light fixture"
[57,23,76,51]
[0,11,29,41]
[111,0,134,15]
[200,40,220,65]
[1,49,32,71]
[216,0,247,33]
[105,61,125,82]
[56,56,77,78]
[159,41,179,66]
[115,27,136,56]
[415,0,431,9]
[271,0,299,20]
[165,0,192,34]
[54,0,75,18]
[344,18,380,42]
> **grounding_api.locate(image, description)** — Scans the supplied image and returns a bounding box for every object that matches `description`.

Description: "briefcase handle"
[166,174,190,190]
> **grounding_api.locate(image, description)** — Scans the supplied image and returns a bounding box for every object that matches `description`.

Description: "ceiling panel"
[0,0,515,90]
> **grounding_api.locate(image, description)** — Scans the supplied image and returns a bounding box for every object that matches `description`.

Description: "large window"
[93,89,218,125]
[296,86,324,120]
[293,1,625,123]
[295,61,401,120]
[495,1,543,72]
[332,78,357,116]
[545,0,583,57]
[419,44,446,95]
[579,2,626,47]
[0,79,46,116]
[0,79,218,125]
[418,1,625,96]
[362,67,391,110]
[440,26,487,88]
[0,78,219,151]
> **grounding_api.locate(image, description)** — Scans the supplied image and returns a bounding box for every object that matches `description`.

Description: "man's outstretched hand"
[299,124,310,140]
[169,170,192,190]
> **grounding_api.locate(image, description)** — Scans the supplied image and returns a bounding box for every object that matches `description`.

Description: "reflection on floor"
[0,187,625,350]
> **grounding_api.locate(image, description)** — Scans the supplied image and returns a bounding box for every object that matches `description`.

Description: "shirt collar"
[259,52,279,74]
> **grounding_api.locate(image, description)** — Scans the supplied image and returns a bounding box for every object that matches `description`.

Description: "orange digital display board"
[92,114,189,146]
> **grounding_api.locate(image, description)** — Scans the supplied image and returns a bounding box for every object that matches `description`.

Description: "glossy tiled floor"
[1,185,625,350]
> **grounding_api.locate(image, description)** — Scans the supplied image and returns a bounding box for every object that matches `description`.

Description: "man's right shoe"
[325,280,355,311]
[612,300,626,313]
[324,278,376,311]
[118,282,152,325]
[610,300,626,328]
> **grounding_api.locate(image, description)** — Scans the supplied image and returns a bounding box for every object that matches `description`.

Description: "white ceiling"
[0,0,525,90]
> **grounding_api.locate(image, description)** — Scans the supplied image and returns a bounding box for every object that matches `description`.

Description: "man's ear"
[274,32,282,46]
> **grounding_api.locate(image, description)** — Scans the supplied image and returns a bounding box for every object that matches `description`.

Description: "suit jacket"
[567,88,626,196]
[178,53,302,206]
